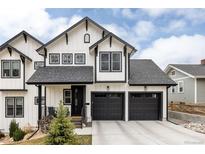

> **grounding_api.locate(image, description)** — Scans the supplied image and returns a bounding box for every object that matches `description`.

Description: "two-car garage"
[91,92,162,121]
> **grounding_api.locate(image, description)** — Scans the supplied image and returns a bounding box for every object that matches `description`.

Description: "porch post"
[38,85,42,120]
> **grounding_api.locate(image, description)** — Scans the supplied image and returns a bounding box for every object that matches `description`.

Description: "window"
[49,53,60,64]
[111,52,121,71]
[75,53,85,64]
[171,70,175,76]
[64,89,72,105]
[5,97,24,118]
[1,60,20,78]
[178,81,184,93]
[99,52,122,72]
[99,52,110,71]
[34,61,44,70]
[62,53,73,64]
[84,33,90,43]
[34,96,45,105]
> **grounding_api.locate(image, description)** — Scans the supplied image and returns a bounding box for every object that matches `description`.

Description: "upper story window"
[5,97,24,118]
[99,52,122,72]
[75,53,85,64]
[34,61,44,70]
[49,53,60,64]
[1,60,20,78]
[84,33,90,43]
[178,81,184,93]
[62,53,73,64]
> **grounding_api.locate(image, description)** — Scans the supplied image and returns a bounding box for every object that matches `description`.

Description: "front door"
[71,86,84,116]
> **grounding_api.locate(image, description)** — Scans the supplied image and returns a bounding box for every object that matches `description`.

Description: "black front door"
[71,86,84,116]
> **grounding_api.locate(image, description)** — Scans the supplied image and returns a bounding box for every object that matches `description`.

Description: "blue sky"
[1,8,205,68]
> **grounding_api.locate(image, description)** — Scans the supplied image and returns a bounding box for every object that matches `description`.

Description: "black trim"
[36,17,109,52]
[0,89,27,91]
[63,89,72,105]
[102,31,105,38]
[5,97,24,118]
[74,53,86,64]
[44,87,47,117]
[62,53,73,65]
[49,53,60,64]
[84,33,90,43]
[129,83,177,86]
[0,30,43,50]
[94,47,98,82]
[65,33,68,45]
[99,51,122,72]
[21,56,25,89]
[128,53,130,80]
[23,33,27,43]
[128,91,163,121]
[1,60,21,79]
[109,36,112,47]
[34,96,45,105]
[38,85,42,120]
[27,81,93,85]
[166,87,168,121]
[89,33,136,52]
[124,46,127,83]
[44,48,47,67]
[91,91,125,121]
[86,19,88,31]
[7,47,12,56]
[0,44,32,62]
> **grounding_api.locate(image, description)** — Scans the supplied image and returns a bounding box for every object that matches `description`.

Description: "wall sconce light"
[144,86,147,91]
[107,86,110,91]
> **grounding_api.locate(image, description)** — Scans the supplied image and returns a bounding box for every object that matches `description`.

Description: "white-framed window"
[5,97,24,118]
[49,53,60,64]
[63,89,72,105]
[62,53,73,64]
[1,60,21,78]
[178,81,184,93]
[34,61,44,70]
[99,52,122,72]
[84,33,90,43]
[75,53,85,64]
[99,52,110,71]
[111,52,121,72]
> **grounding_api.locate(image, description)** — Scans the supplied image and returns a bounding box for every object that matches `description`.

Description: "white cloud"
[121,9,135,19]
[133,20,155,40]
[0,8,82,43]
[141,8,171,17]
[136,34,205,69]
[164,19,187,32]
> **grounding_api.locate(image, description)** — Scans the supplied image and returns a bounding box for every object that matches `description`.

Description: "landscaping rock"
[184,122,205,134]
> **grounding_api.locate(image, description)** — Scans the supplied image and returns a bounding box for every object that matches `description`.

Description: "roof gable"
[0,30,43,50]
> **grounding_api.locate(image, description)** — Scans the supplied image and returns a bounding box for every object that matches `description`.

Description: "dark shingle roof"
[171,64,205,76]
[27,66,93,84]
[129,59,176,85]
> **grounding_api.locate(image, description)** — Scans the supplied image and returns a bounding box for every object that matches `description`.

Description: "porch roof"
[27,66,93,84]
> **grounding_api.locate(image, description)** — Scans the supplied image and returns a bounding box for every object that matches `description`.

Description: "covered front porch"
[27,66,93,127]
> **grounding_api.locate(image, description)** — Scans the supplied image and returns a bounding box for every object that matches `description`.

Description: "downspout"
[194,78,197,104]
[27,85,42,140]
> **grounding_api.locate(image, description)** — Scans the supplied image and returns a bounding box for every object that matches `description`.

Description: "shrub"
[0,131,5,139]
[47,101,78,145]
[9,119,19,138]
[13,128,26,141]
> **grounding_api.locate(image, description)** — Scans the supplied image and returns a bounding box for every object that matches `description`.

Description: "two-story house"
[0,17,175,132]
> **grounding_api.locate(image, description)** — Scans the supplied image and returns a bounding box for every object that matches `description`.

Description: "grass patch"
[13,135,92,145]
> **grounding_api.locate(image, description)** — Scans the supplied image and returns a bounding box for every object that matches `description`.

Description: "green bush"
[0,131,5,139]
[13,128,25,141]
[47,101,78,145]
[9,119,19,137]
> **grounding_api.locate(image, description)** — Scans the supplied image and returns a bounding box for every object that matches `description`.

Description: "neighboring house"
[165,60,205,104]
[0,17,175,132]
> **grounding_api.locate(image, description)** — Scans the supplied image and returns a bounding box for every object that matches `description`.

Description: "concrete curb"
[168,110,205,123]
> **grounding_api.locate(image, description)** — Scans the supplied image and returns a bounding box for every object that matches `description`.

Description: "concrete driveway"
[92,121,205,145]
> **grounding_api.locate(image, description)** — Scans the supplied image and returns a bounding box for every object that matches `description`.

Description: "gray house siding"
[197,78,205,103]
[167,68,187,79]
[168,77,195,103]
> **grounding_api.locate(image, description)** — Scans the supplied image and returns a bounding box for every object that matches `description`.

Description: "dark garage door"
[92,92,124,120]
[129,92,162,120]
